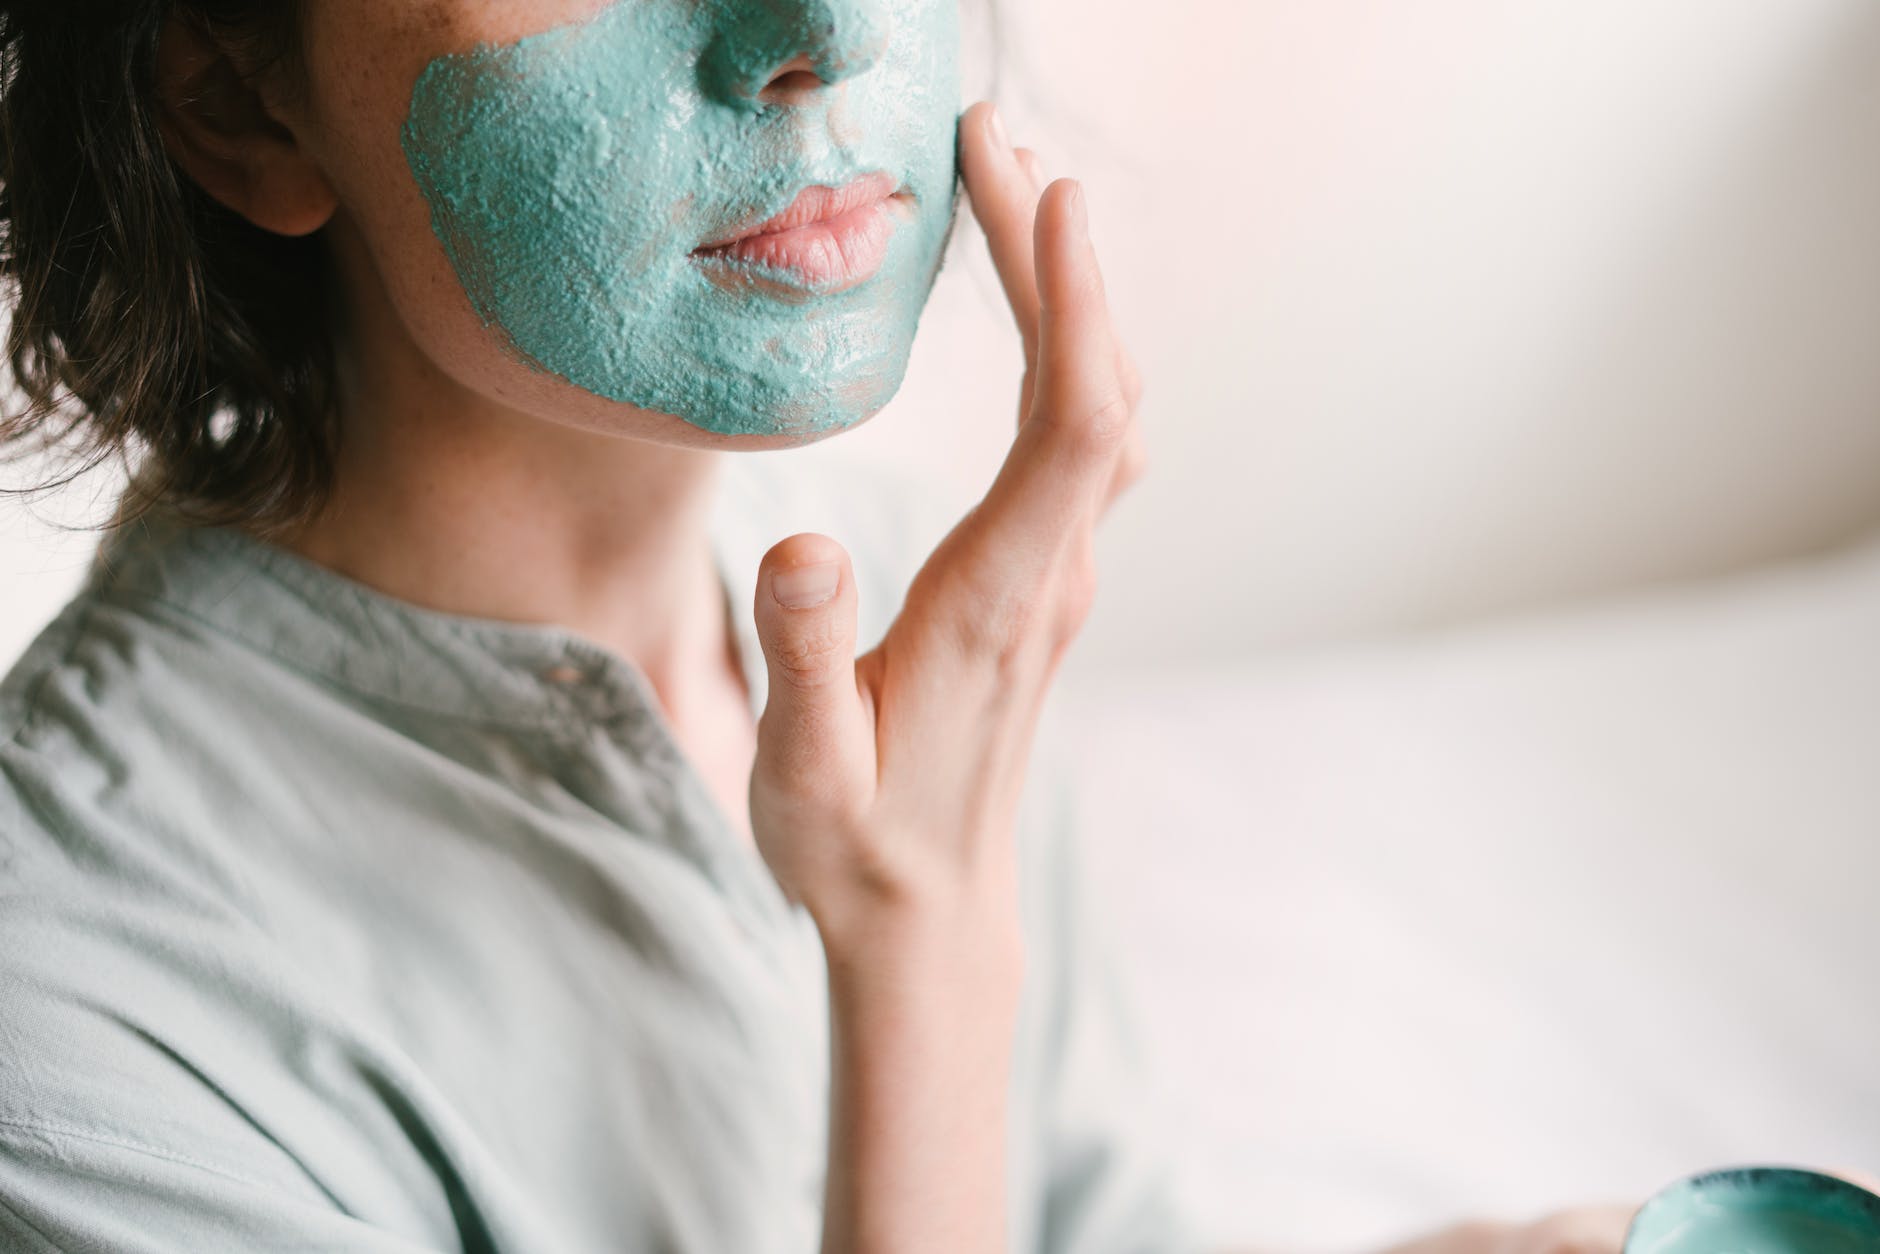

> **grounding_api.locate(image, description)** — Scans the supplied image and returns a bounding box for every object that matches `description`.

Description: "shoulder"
[0,574,276,904]
[1,535,262,753]
[2,579,188,757]
[0,589,148,853]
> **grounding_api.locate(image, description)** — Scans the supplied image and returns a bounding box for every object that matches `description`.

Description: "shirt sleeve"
[1024,705,1209,1254]
[0,1122,445,1253]
[0,886,458,1254]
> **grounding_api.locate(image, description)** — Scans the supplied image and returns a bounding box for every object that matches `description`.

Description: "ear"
[152,15,338,238]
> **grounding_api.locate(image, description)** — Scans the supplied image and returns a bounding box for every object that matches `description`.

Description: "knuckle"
[952,594,1033,672]
[945,575,1045,679]
[1042,390,1131,458]
[1088,391,1133,444]
[770,624,844,685]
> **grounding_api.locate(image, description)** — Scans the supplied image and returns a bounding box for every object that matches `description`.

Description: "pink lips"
[692,171,905,293]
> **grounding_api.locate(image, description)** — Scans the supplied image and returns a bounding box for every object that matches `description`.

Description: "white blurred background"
[5,2,1879,1251]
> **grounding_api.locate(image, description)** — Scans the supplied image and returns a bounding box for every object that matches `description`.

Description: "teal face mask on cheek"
[400,0,962,438]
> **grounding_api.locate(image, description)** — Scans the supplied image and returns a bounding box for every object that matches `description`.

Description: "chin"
[709,411,886,454]
[647,340,915,442]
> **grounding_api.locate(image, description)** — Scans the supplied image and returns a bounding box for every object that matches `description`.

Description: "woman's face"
[290,0,962,445]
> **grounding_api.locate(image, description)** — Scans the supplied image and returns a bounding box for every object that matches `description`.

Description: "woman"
[0,1,1708,1251]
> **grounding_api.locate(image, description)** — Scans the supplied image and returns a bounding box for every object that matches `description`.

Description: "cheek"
[396,0,964,440]
[401,7,695,380]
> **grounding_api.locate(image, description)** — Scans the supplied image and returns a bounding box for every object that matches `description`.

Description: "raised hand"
[747,101,1147,1254]
[746,100,1145,956]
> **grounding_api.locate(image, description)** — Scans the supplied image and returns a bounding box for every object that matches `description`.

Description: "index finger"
[955,179,1127,598]
[959,101,1043,366]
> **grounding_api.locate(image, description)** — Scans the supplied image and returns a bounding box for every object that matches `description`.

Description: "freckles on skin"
[398,0,964,439]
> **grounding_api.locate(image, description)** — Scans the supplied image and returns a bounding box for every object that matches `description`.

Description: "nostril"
[756,56,829,107]
[700,33,882,110]
[762,68,826,100]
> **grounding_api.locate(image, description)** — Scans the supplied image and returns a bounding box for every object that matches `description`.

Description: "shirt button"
[542,664,585,684]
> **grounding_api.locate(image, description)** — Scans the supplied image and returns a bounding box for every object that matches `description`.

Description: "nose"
[699,0,890,110]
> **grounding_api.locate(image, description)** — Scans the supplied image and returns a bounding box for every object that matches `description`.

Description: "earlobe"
[152,14,338,238]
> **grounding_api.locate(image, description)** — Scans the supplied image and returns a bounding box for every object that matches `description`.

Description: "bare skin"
[145,4,1875,1251]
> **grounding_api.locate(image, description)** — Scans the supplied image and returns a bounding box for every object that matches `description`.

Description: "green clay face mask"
[400,0,962,437]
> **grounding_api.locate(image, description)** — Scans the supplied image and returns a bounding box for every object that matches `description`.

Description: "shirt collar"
[78,467,775,735]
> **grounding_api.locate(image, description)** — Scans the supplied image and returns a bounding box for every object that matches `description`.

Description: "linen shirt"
[0,455,1198,1254]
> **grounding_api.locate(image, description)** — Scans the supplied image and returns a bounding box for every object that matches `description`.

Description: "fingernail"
[987,103,1010,151]
[772,561,839,609]
[1069,180,1087,235]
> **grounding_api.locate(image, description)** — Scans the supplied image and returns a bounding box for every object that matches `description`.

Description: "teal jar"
[1625,1165,1880,1253]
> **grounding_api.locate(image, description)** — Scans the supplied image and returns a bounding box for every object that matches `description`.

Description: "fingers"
[1030,176,1127,473]
[936,103,1136,669]
[937,178,1127,651]
[1029,183,1143,515]
[750,535,872,814]
[960,100,1143,469]
[1010,174,1128,526]
[960,101,1043,366]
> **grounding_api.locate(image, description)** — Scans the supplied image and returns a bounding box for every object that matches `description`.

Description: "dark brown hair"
[0,1,333,539]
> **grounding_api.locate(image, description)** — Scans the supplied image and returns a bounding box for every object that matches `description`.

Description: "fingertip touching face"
[294,0,962,444]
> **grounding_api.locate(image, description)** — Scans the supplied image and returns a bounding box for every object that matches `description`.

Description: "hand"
[756,102,1142,1254]
[746,99,1144,968]
[1370,1205,1636,1254]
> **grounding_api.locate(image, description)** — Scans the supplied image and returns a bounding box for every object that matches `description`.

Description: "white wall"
[819,0,1880,671]
[8,0,1880,673]
[1,451,126,662]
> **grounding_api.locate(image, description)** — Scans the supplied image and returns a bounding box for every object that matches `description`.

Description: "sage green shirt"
[0,458,1197,1253]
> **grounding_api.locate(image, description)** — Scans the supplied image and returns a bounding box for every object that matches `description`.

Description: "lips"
[691,171,906,294]
[696,172,901,250]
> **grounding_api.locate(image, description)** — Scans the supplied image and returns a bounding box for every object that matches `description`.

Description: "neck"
[268,231,736,711]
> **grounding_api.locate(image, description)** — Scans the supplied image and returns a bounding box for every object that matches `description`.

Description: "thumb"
[751,534,871,810]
